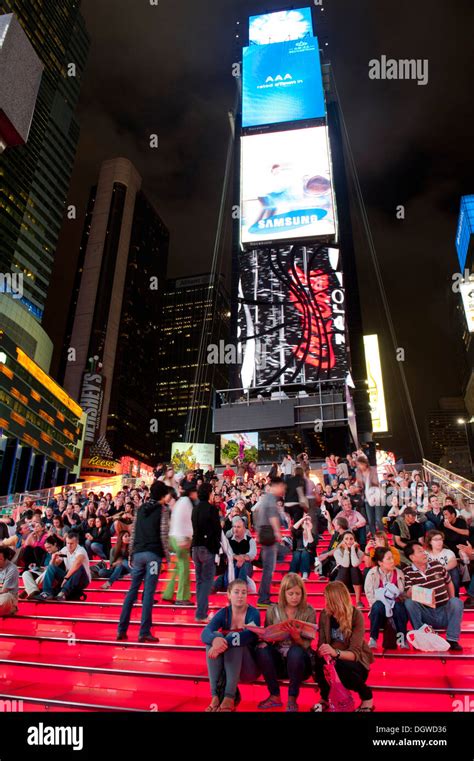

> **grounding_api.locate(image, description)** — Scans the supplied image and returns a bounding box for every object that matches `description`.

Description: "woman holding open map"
[254,573,317,712]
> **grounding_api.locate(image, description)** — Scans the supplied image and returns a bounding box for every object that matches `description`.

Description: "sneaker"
[286,698,299,712]
[302,573,309,580]
[55,591,66,601]
[174,600,191,606]
[257,695,283,710]
[464,597,474,609]
[138,634,160,643]
[447,640,463,652]
[356,601,364,609]
[318,575,328,581]
[102,581,111,590]
[116,633,128,641]
[368,637,377,649]
[38,592,53,601]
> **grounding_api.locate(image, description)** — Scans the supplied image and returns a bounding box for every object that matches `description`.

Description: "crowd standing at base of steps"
[0,451,473,711]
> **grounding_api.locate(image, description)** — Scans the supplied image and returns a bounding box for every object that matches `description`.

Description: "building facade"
[0,1,89,321]
[63,158,169,465]
[156,274,230,460]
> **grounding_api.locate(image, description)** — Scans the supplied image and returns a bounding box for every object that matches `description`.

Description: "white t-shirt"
[63,545,91,581]
[169,496,193,539]
[427,548,455,568]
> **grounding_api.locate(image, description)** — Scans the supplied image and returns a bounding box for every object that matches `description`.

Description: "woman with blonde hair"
[256,573,316,712]
[312,581,374,712]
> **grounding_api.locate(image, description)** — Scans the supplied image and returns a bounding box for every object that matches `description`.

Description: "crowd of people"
[0,451,473,712]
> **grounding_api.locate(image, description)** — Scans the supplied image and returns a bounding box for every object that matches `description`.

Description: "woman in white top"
[424,529,461,595]
[334,532,365,608]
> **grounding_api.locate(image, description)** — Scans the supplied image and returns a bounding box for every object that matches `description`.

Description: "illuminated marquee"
[363,334,388,433]
[79,373,104,443]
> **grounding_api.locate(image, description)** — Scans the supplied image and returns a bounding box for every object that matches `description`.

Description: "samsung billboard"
[249,8,313,46]
[240,126,336,246]
[242,36,325,128]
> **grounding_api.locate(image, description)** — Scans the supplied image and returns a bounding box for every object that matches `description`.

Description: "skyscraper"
[214,6,372,457]
[156,274,230,460]
[0,0,89,321]
[63,157,169,464]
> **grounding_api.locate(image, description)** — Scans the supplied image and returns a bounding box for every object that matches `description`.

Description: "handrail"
[423,459,473,501]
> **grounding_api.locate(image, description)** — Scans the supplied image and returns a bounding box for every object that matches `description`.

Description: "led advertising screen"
[249,8,313,46]
[242,37,325,128]
[460,280,474,333]
[364,334,388,433]
[171,442,216,471]
[238,245,347,387]
[220,432,259,465]
[455,195,474,272]
[240,126,336,245]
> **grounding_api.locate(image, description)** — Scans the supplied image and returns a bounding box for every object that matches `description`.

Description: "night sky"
[43,0,474,462]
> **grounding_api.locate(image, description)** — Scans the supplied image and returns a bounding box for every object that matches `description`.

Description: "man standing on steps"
[117,480,171,643]
[255,477,285,608]
[192,483,222,623]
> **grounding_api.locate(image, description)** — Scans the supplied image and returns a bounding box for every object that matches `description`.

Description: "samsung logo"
[27,723,83,751]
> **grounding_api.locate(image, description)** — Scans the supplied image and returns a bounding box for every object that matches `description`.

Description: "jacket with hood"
[129,499,170,562]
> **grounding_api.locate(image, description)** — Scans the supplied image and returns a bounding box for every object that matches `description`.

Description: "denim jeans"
[85,540,107,560]
[289,550,312,576]
[257,544,277,604]
[192,546,216,620]
[404,597,464,642]
[255,644,312,698]
[369,600,409,640]
[42,563,89,597]
[366,504,384,535]
[206,645,260,698]
[99,558,131,585]
[234,560,253,582]
[117,551,162,639]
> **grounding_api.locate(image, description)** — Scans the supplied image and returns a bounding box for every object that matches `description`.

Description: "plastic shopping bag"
[406,624,451,652]
[323,656,355,712]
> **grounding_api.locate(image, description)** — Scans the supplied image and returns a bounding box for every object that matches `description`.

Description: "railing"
[422,459,473,502]
[215,378,347,407]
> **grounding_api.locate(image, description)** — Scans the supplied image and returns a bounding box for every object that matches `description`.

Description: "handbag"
[323,656,355,712]
[382,617,398,649]
[258,525,276,546]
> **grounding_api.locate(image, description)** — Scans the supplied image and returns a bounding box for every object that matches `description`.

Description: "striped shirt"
[404,560,450,607]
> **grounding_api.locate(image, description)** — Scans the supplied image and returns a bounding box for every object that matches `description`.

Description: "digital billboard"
[364,334,388,433]
[171,442,216,471]
[249,8,313,46]
[460,280,474,333]
[455,195,474,272]
[238,245,347,388]
[240,126,336,246]
[242,37,325,128]
[220,432,259,465]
